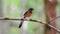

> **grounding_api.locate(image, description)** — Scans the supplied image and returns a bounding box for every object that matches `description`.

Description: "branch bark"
[0,17,60,33]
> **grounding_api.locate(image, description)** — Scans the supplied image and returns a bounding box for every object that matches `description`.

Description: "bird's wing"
[24,11,28,16]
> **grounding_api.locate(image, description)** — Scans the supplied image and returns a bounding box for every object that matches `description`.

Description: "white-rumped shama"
[19,8,34,28]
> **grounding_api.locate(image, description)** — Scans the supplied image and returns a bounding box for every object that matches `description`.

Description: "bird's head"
[28,8,34,11]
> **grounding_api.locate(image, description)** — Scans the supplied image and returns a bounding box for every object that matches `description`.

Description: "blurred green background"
[0,0,60,34]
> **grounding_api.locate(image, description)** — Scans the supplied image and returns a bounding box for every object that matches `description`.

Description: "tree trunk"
[44,0,57,34]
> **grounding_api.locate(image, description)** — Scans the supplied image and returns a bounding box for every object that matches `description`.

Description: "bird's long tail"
[19,20,24,28]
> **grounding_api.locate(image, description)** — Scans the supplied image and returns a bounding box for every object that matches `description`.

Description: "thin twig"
[48,16,60,23]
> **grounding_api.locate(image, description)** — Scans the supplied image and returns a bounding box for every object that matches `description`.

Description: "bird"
[19,8,34,28]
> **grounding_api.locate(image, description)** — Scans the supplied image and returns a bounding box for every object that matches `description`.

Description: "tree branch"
[0,16,60,33]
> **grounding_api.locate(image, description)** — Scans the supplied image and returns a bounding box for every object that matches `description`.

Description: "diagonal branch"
[48,16,60,23]
[0,17,60,33]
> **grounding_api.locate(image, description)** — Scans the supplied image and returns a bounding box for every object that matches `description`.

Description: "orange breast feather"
[24,12,32,18]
